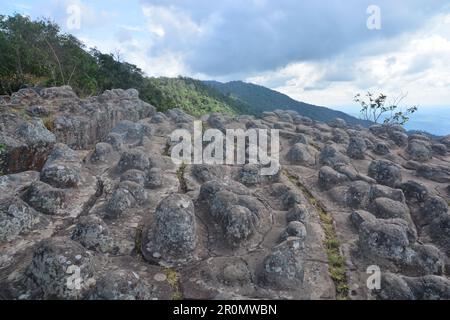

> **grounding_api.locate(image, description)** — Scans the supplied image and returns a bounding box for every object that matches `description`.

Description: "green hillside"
[139,77,250,117]
[0,14,371,126]
[205,80,373,126]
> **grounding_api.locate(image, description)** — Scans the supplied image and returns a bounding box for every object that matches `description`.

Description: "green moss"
[176,162,188,193]
[42,115,55,132]
[164,268,183,300]
[284,170,349,300]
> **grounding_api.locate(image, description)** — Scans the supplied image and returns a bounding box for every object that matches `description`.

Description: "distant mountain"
[204,80,373,127]
[140,77,252,117]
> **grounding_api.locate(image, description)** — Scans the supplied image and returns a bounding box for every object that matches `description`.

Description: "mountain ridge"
[204,80,373,127]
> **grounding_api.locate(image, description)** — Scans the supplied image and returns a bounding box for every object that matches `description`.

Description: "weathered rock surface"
[1,86,449,300]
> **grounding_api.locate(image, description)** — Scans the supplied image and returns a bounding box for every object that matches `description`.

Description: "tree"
[354,91,418,125]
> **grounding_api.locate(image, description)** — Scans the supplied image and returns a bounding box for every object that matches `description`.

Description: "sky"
[1,0,450,112]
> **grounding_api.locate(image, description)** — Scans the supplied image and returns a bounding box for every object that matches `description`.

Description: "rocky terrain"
[0,86,449,300]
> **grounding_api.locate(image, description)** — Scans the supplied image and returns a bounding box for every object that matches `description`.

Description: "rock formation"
[0,86,449,300]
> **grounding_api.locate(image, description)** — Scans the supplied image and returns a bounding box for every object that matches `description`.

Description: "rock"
[440,135,450,148]
[407,140,432,161]
[121,169,146,185]
[376,273,415,300]
[26,105,50,117]
[259,237,304,290]
[104,188,134,219]
[192,165,223,183]
[239,164,261,185]
[318,166,348,190]
[429,214,450,255]
[368,160,402,188]
[104,133,123,151]
[40,144,81,188]
[0,198,41,242]
[349,210,375,229]
[198,180,249,204]
[416,164,450,183]
[328,118,347,129]
[388,131,408,147]
[358,218,444,274]
[431,144,447,156]
[331,129,349,144]
[318,145,350,168]
[117,149,150,173]
[40,86,78,100]
[369,184,406,203]
[373,142,390,155]
[89,269,157,300]
[220,260,252,285]
[150,112,168,124]
[26,237,95,299]
[286,143,316,166]
[408,134,430,143]
[111,120,151,142]
[10,88,42,105]
[419,196,448,222]
[280,221,307,242]
[22,181,66,215]
[90,143,113,163]
[145,168,163,189]
[370,197,410,219]
[345,181,371,209]
[399,181,429,202]
[222,205,258,247]
[369,125,387,136]
[166,108,194,124]
[358,219,410,262]
[0,115,56,174]
[286,204,309,223]
[142,194,197,263]
[347,137,367,159]
[71,215,117,254]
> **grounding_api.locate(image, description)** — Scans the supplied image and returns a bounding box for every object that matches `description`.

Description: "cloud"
[140,0,449,76]
[248,13,450,108]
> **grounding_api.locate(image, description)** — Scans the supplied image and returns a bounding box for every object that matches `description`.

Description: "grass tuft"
[285,170,349,299]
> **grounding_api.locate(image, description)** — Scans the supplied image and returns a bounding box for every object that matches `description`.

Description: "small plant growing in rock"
[354,92,418,125]
[42,115,55,131]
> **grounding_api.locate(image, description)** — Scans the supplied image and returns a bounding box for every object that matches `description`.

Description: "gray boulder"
[318,166,348,190]
[286,143,316,166]
[373,142,390,155]
[0,115,56,174]
[400,181,429,202]
[319,145,350,168]
[90,143,113,163]
[26,237,95,299]
[419,196,448,222]
[239,164,261,186]
[71,215,117,254]
[368,160,402,188]
[117,149,150,173]
[416,164,450,183]
[0,198,41,242]
[145,167,163,189]
[407,140,432,161]
[142,194,197,263]
[22,181,66,215]
[120,169,146,185]
[259,237,304,290]
[347,137,367,159]
[345,181,371,209]
[370,197,410,219]
[40,144,81,188]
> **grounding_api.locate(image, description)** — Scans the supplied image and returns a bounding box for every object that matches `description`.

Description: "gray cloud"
[140,0,448,76]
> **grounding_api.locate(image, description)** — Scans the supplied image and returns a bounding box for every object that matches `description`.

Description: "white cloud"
[247,13,450,108]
